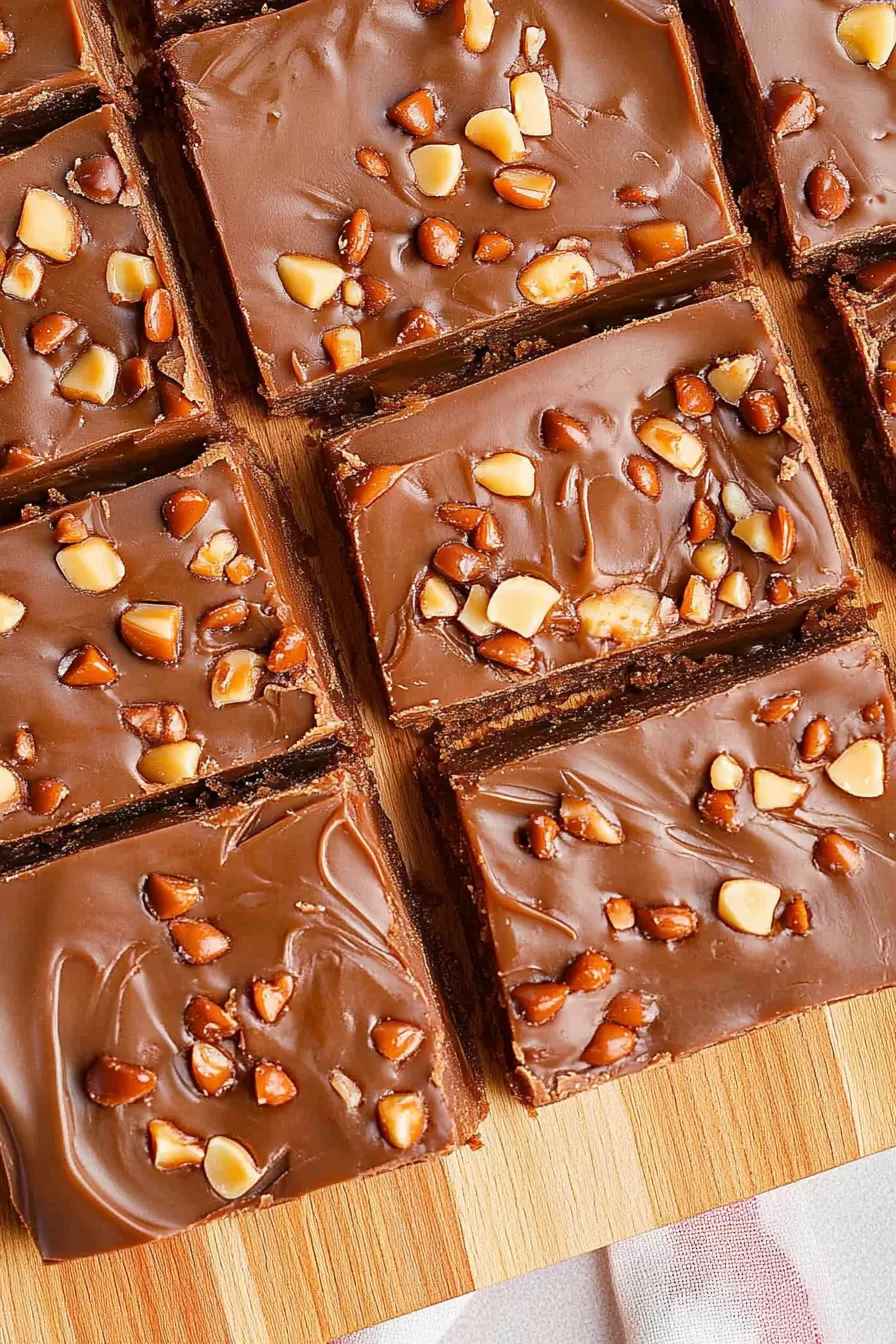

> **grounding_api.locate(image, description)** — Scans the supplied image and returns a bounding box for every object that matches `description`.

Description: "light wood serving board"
[2,125,896,1341]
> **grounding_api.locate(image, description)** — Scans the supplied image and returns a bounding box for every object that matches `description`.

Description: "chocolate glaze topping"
[332,290,850,724]
[452,637,896,1104]
[0,770,478,1261]
[165,0,740,403]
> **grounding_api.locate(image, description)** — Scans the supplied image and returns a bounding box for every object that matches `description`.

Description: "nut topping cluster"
[83,866,433,1192]
[0,139,199,448]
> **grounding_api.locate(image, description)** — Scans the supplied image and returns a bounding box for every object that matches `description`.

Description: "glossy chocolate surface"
[0,107,210,484]
[332,291,849,722]
[714,0,896,265]
[453,637,896,1103]
[165,0,740,401]
[0,450,336,852]
[0,771,474,1260]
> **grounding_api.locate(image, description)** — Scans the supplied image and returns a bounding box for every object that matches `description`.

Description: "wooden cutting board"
[2,134,895,1341]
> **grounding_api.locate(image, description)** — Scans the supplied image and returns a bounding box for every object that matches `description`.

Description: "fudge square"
[446,634,896,1106]
[707,0,896,273]
[164,0,743,411]
[0,767,481,1261]
[0,106,213,502]
[0,0,120,144]
[328,287,851,728]
[831,257,896,492]
[0,444,342,867]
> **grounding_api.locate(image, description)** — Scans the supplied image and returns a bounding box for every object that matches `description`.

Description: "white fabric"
[338,1148,896,1343]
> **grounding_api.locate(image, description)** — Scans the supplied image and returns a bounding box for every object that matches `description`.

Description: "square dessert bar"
[0,106,214,505]
[831,257,896,493]
[329,287,852,728]
[445,634,896,1106]
[0,0,122,145]
[0,766,481,1261]
[164,0,743,413]
[705,0,896,273]
[0,444,343,870]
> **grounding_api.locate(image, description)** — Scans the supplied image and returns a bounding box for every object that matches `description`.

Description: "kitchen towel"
[339,1147,896,1343]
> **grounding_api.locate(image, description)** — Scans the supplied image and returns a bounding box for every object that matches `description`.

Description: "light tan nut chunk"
[419,574,459,620]
[204,1136,263,1200]
[826,739,885,798]
[277,254,344,309]
[465,108,527,163]
[138,740,202,785]
[191,1042,234,1096]
[721,482,751,521]
[0,764,22,812]
[511,72,552,136]
[377,1092,427,1149]
[409,143,464,196]
[58,345,119,405]
[252,971,294,1023]
[0,593,25,632]
[707,353,761,404]
[732,510,792,562]
[463,0,496,51]
[518,250,596,305]
[0,349,12,385]
[473,451,536,497]
[524,25,546,62]
[692,540,729,582]
[120,603,182,661]
[459,584,496,637]
[329,1069,363,1108]
[579,585,660,645]
[322,325,362,372]
[559,794,624,845]
[711,753,744,791]
[753,769,808,811]
[487,575,560,637]
[17,189,79,262]
[149,1119,205,1170]
[718,570,752,610]
[636,416,706,475]
[493,166,556,209]
[56,536,124,593]
[717,879,781,936]
[2,252,43,301]
[190,530,239,579]
[210,649,265,707]
[680,575,713,625]
[106,251,160,303]
[837,3,896,66]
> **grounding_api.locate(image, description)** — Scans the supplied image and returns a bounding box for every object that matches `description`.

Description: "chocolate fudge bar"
[328,287,852,728]
[0,106,214,505]
[163,0,743,414]
[444,634,896,1106]
[0,0,122,145]
[0,444,342,870]
[706,0,896,273]
[831,257,896,494]
[0,766,482,1261]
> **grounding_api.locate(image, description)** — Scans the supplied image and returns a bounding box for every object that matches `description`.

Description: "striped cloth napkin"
[338,1147,896,1343]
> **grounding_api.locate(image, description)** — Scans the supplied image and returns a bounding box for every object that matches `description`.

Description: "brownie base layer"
[0,762,483,1261]
[830,273,896,500]
[440,622,894,1106]
[151,0,296,38]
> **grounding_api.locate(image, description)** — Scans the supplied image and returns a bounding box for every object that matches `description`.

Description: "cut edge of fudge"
[0,759,484,1261]
[697,0,896,277]
[435,618,888,1107]
[328,282,856,737]
[0,105,218,513]
[159,1,748,422]
[0,439,351,878]
[150,0,296,40]
[0,0,132,151]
